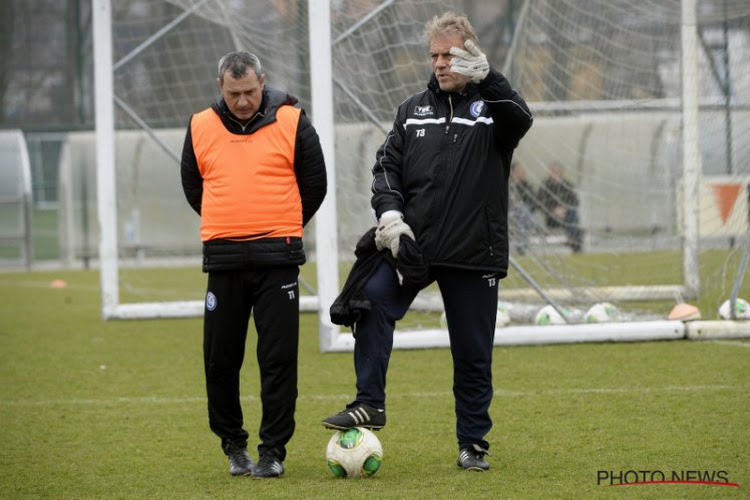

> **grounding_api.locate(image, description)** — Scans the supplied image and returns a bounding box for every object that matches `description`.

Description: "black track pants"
[353,262,498,451]
[203,266,300,460]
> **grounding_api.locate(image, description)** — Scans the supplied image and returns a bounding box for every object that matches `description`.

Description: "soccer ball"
[495,302,511,328]
[584,302,620,323]
[534,304,569,325]
[718,297,750,320]
[439,303,511,329]
[326,427,383,478]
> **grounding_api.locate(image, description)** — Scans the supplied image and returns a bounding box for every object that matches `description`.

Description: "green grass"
[1,269,749,499]
[30,207,60,260]
[0,207,60,261]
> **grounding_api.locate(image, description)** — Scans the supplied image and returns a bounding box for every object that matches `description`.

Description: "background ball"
[718,297,750,320]
[534,304,568,325]
[441,302,511,330]
[496,302,511,328]
[584,302,620,323]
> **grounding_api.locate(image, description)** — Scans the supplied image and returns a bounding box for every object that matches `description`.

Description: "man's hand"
[449,39,489,83]
[375,211,415,258]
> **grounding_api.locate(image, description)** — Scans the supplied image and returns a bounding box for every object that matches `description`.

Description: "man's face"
[218,70,265,121]
[430,31,470,93]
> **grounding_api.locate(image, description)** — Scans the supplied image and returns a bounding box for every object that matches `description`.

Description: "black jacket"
[330,228,429,328]
[180,87,327,271]
[371,69,532,277]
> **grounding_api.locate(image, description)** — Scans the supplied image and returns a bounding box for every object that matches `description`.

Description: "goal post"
[90,0,335,321]
[92,0,118,318]
[87,0,750,345]
[681,0,701,297]
[308,0,342,351]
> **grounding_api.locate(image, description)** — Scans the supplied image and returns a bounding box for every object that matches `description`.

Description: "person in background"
[180,51,327,478]
[538,162,583,253]
[321,11,532,472]
[509,162,538,255]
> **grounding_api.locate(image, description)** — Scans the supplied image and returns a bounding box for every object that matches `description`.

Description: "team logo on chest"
[413,105,434,117]
[470,100,485,118]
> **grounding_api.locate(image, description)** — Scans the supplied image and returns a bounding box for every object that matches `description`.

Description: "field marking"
[710,339,750,348]
[1,384,745,408]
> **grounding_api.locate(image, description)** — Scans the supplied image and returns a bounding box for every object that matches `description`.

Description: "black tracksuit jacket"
[371,68,533,278]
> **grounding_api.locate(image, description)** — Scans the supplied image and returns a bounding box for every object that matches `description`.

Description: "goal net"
[82,0,750,347]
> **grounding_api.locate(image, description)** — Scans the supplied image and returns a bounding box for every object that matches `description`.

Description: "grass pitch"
[1,269,748,499]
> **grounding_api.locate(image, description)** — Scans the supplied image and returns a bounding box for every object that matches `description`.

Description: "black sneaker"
[251,453,285,478]
[227,447,254,476]
[321,402,386,430]
[457,444,490,471]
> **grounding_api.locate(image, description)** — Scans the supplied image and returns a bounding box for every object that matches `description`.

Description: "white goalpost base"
[319,320,750,353]
[104,296,320,320]
[686,321,750,340]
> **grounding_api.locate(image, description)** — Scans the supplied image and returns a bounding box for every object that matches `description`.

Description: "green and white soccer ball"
[534,304,569,325]
[326,427,383,478]
[440,303,511,329]
[718,297,750,320]
[584,302,620,323]
[496,302,511,328]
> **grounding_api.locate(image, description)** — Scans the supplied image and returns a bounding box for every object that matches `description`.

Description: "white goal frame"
[92,0,336,322]
[92,0,748,350]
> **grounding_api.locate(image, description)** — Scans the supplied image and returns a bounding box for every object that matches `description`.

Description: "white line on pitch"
[1,384,744,408]
[710,340,750,348]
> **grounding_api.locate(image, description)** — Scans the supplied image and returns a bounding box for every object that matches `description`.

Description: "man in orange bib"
[181,51,327,478]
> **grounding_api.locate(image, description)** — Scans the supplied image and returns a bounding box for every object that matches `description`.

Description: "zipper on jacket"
[445,95,454,134]
[445,96,458,144]
[225,110,264,132]
[485,207,494,256]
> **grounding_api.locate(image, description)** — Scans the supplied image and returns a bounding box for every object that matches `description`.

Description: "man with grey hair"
[322,12,532,471]
[181,50,327,478]
[217,50,262,85]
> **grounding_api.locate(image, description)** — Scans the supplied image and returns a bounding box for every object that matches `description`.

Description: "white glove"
[374,211,415,258]
[449,39,489,83]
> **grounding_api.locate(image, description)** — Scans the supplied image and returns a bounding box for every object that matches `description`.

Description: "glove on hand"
[375,212,415,258]
[449,39,489,83]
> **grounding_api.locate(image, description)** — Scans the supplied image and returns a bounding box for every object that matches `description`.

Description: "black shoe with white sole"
[321,402,386,430]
